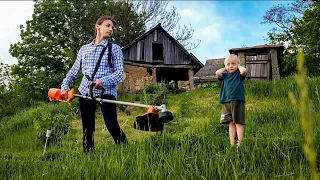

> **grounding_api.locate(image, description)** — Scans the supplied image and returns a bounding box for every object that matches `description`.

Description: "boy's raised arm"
[238,65,247,76]
[215,67,226,78]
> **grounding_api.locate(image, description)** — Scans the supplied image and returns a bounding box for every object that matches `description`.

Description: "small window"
[152,43,163,61]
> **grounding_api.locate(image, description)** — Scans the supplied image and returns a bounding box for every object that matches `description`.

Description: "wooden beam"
[188,69,194,90]
[124,60,195,69]
[246,60,268,64]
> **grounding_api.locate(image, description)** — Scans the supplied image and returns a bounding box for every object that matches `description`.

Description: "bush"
[30,103,73,143]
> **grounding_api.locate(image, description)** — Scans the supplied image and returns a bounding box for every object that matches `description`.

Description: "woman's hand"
[95,79,103,89]
[61,90,69,99]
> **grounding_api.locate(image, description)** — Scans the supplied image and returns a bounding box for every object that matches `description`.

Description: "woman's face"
[96,20,114,38]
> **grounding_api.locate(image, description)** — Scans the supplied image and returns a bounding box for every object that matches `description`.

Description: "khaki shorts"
[220,100,245,125]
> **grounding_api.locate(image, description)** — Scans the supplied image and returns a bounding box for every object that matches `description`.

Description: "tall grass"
[0,74,320,179]
[289,52,319,179]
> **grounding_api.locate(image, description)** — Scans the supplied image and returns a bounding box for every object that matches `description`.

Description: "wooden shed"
[194,58,225,83]
[118,23,204,92]
[229,44,284,80]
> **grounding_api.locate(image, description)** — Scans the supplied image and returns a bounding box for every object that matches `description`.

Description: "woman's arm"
[61,47,83,91]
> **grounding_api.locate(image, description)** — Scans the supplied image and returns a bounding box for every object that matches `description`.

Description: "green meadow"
[0,76,319,179]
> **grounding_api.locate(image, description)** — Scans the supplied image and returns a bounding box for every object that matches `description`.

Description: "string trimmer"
[47,87,174,132]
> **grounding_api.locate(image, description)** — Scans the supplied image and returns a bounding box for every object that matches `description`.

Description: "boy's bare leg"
[235,124,244,146]
[229,122,236,146]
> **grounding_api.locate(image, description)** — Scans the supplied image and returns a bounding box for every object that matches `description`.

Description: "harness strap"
[85,42,113,98]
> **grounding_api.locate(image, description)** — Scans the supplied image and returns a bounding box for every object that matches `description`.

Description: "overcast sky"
[0,1,289,66]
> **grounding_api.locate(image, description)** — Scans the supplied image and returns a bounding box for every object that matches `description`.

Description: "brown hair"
[94,16,116,35]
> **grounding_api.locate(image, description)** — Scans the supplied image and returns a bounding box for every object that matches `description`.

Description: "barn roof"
[229,44,284,54]
[194,58,225,80]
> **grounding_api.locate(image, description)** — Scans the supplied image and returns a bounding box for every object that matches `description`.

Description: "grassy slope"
[0,77,319,179]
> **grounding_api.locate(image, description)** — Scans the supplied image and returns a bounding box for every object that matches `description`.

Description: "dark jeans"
[78,94,127,152]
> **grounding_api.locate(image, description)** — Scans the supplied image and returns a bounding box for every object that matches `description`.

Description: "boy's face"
[225,59,239,73]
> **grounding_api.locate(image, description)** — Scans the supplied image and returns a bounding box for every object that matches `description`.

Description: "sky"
[0,1,291,66]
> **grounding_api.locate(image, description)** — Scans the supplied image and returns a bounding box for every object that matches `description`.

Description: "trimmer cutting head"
[134,107,163,132]
[133,106,174,132]
[158,111,173,123]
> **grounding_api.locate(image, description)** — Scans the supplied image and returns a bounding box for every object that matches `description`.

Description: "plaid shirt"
[61,39,124,98]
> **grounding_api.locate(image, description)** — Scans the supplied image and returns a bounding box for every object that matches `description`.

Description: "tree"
[130,0,200,50]
[0,63,12,89]
[262,0,320,76]
[293,2,320,75]
[9,0,145,101]
[0,63,25,119]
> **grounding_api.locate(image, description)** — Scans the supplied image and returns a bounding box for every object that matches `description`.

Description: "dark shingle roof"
[194,58,225,79]
[229,44,284,53]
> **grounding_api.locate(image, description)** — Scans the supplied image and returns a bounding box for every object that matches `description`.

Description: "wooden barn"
[229,44,284,80]
[118,23,204,92]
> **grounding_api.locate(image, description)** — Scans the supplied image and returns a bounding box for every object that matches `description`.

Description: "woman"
[61,16,128,152]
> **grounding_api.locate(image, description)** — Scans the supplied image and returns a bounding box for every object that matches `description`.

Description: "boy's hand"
[238,65,247,76]
[215,67,226,78]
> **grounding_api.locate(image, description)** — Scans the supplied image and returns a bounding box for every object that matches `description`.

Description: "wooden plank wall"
[123,28,191,65]
[245,54,270,80]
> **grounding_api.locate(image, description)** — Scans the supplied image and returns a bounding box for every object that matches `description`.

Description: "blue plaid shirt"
[61,39,124,98]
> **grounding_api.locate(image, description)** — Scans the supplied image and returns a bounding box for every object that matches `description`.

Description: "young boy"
[215,54,247,146]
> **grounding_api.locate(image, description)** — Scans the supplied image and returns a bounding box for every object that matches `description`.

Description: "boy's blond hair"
[225,54,240,64]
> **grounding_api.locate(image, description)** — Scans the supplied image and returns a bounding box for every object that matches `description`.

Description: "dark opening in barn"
[156,68,189,83]
[141,41,144,60]
[152,43,163,62]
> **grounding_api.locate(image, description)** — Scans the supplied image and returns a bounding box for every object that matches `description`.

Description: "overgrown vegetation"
[0,0,320,178]
[0,77,319,179]
[30,102,75,143]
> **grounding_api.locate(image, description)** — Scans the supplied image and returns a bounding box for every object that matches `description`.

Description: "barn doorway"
[156,68,189,83]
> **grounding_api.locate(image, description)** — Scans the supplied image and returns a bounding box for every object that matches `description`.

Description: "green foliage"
[0,63,12,87]
[0,87,37,120]
[263,1,320,76]
[293,2,320,75]
[9,0,145,101]
[1,76,320,179]
[141,84,168,105]
[30,103,74,143]
[279,53,298,76]
[0,110,33,142]
[245,76,298,98]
